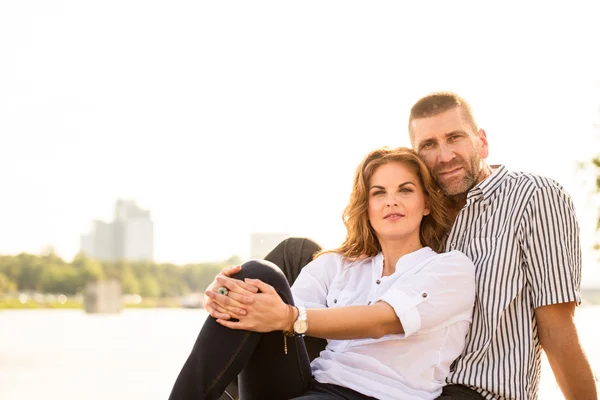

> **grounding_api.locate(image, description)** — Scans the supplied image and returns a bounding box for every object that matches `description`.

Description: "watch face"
[293,319,308,334]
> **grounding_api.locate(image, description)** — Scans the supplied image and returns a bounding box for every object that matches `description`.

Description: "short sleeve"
[291,253,340,309]
[377,251,476,338]
[520,183,582,308]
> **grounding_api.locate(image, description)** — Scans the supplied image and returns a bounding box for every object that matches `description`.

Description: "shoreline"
[0,297,197,310]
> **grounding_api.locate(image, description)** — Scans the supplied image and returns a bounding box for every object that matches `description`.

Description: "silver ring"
[217,287,229,296]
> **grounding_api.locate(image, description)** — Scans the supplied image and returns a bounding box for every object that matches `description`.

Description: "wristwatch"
[292,306,308,336]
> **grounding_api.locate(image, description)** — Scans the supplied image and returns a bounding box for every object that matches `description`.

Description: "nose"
[385,192,399,207]
[438,143,455,163]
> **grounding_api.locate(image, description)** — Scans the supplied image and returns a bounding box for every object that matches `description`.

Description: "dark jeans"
[168,238,331,400]
[291,380,377,400]
[437,385,484,399]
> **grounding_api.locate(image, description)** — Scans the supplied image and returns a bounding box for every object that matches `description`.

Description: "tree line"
[0,250,241,298]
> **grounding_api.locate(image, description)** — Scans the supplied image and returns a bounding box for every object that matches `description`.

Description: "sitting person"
[168,147,476,400]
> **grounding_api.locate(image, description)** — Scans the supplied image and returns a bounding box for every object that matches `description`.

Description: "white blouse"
[291,247,476,400]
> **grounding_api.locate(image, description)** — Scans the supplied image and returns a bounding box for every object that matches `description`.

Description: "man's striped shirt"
[445,165,581,400]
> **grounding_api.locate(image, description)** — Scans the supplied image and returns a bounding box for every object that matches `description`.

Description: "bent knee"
[234,259,288,287]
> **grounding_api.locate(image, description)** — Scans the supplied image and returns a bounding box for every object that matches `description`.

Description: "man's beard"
[434,154,482,196]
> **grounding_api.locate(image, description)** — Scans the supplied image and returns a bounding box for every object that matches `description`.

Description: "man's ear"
[478,129,489,159]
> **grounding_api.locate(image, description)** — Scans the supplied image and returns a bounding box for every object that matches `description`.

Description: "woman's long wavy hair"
[320,147,450,259]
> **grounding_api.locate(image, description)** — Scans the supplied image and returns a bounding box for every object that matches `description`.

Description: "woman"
[169,147,476,400]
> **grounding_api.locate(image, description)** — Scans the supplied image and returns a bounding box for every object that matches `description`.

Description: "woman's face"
[367,161,430,243]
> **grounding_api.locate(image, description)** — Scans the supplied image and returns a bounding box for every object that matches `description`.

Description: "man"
[207,92,597,400]
[408,92,596,399]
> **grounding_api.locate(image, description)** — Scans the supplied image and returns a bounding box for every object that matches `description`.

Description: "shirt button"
[376,279,381,284]
[451,242,456,248]
[334,299,337,304]
[367,301,372,305]
[422,292,428,298]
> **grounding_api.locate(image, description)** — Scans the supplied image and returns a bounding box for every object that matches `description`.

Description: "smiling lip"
[438,167,463,176]
[384,212,405,220]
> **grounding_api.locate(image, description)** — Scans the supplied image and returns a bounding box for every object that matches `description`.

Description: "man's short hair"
[408,92,478,143]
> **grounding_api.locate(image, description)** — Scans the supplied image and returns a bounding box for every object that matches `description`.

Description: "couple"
[169,92,597,399]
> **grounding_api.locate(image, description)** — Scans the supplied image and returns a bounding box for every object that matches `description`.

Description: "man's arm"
[535,301,597,400]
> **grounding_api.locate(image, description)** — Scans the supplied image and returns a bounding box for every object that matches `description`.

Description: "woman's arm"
[205,253,336,321]
[213,252,475,341]
[211,278,402,339]
[303,302,403,339]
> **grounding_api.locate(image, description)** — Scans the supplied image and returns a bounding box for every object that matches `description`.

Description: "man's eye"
[421,142,434,150]
[449,135,461,141]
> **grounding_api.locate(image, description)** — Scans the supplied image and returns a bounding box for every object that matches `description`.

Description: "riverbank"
[0,297,187,310]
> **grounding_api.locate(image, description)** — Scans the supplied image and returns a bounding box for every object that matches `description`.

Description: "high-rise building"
[80,199,154,262]
[250,232,290,259]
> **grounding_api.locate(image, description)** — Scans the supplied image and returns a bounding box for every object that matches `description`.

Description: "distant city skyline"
[80,199,154,262]
[1,2,599,285]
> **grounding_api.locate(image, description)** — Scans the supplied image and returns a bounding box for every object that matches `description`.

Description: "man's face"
[410,107,488,196]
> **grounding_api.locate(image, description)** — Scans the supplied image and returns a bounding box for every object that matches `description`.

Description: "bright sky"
[1,2,599,282]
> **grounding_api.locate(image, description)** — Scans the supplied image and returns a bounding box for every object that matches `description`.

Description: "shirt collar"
[374,246,436,275]
[467,164,507,202]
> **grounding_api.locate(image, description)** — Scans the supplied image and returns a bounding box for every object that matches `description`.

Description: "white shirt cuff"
[379,290,426,338]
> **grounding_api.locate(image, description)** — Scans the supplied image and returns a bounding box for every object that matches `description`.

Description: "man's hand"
[204,265,259,320]
[535,301,597,400]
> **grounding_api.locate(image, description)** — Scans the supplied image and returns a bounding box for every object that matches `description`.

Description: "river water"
[1,307,598,399]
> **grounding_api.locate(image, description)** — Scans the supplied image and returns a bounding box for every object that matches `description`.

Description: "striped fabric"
[445,165,582,400]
